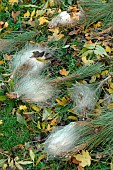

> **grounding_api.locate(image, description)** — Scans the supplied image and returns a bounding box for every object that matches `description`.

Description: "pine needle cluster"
[80,0,113,28]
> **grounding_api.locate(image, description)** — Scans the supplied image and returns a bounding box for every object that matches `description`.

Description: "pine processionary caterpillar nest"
[44,122,81,158]
[70,83,101,116]
[11,43,55,104]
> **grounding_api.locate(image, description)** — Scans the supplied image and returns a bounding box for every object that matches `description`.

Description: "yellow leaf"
[42,122,46,130]
[50,118,57,126]
[106,88,113,94]
[89,76,96,83]
[82,56,94,65]
[29,149,35,162]
[56,97,68,106]
[106,45,111,53]
[24,10,30,18]
[38,17,49,25]
[59,68,69,76]
[48,0,55,7]
[101,70,109,76]
[75,150,91,168]
[48,33,64,41]
[31,10,35,18]
[31,105,41,112]
[36,154,46,165]
[15,162,23,170]
[37,121,41,129]
[19,105,27,111]
[3,22,8,28]
[107,103,113,108]
[49,27,59,34]
[93,22,102,28]
[0,60,4,65]
[46,124,51,131]
[8,0,18,4]
[68,116,78,121]
[0,120,3,125]
[36,9,46,17]
[71,44,77,51]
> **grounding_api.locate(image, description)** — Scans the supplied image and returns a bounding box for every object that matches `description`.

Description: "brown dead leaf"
[0,60,4,65]
[12,11,20,22]
[59,68,69,76]
[4,54,12,61]
[7,92,17,99]
[77,165,84,170]
[71,157,80,164]
[0,21,4,28]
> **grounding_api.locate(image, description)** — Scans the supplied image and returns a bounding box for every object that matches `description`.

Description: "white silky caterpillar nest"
[44,122,80,158]
[11,43,55,103]
[70,83,100,116]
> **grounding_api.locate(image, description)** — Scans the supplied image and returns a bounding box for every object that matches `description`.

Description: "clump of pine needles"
[80,0,113,28]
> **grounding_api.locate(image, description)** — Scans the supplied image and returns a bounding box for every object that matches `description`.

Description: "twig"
[50,74,80,84]
[96,75,111,92]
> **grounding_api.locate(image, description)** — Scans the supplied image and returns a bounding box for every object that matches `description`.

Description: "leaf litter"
[0,0,113,169]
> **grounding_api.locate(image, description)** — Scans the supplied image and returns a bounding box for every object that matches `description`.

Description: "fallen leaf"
[37,121,41,129]
[4,54,12,61]
[7,92,17,99]
[15,162,23,170]
[30,9,35,20]
[0,159,6,167]
[36,154,46,165]
[71,44,77,50]
[12,11,20,22]
[19,105,27,111]
[0,60,4,65]
[29,149,35,162]
[8,0,18,4]
[107,103,113,108]
[82,56,94,65]
[93,22,102,28]
[46,123,51,131]
[16,113,27,126]
[0,120,3,125]
[3,22,8,28]
[38,17,49,25]
[77,165,84,170]
[75,150,91,167]
[71,157,80,164]
[2,163,8,170]
[106,45,111,53]
[59,68,69,76]
[48,33,64,41]
[56,96,68,106]
[24,10,30,18]
[31,105,41,112]
[68,116,78,121]
[18,161,33,165]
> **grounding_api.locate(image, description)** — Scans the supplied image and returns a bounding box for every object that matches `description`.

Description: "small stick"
[50,74,80,84]
[96,75,111,92]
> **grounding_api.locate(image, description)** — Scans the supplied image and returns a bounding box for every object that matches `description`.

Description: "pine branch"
[50,63,106,84]
[0,31,39,53]
[80,0,113,28]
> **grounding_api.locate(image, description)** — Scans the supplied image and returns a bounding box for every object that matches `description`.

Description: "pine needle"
[50,63,106,84]
[1,31,39,53]
[80,0,113,28]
